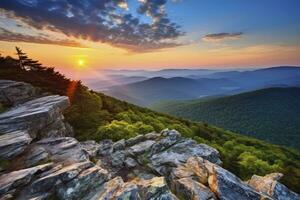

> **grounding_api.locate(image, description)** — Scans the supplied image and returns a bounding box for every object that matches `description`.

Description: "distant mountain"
[102,68,219,78]
[83,75,148,90]
[105,66,300,106]
[152,87,300,149]
[105,77,237,106]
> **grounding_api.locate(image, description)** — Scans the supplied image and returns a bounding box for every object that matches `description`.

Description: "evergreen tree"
[15,47,43,70]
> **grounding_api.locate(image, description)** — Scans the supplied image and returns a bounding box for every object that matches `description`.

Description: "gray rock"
[203,159,269,200]
[0,130,32,159]
[24,146,49,168]
[111,151,126,168]
[79,140,100,158]
[0,163,52,197]
[128,140,156,156]
[0,80,36,106]
[112,139,126,151]
[125,135,145,147]
[0,95,72,138]
[148,139,221,175]
[125,157,138,169]
[97,139,113,156]
[248,173,300,200]
[56,165,110,200]
[36,137,89,163]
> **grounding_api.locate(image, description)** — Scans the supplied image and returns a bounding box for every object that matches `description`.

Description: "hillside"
[152,88,300,150]
[105,77,237,106]
[0,55,299,192]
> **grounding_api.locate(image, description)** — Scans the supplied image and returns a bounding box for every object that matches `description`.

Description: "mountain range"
[103,66,300,106]
[152,87,300,149]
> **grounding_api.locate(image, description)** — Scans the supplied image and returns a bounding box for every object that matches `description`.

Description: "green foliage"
[152,88,300,150]
[0,103,6,113]
[0,53,299,192]
[0,158,10,170]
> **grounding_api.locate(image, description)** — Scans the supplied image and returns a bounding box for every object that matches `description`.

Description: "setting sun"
[78,59,85,66]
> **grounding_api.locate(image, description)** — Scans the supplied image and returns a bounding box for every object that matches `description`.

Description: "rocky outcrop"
[248,173,300,200]
[0,80,36,106]
[0,86,73,160]
[0,80,299,200]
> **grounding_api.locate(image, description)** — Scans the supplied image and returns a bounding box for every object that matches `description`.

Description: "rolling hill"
[105,66,300,106]
[152,87,300,149]
[105,76,238,106]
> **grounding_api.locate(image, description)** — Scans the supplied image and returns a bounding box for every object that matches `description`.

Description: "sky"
[0,0,300,78]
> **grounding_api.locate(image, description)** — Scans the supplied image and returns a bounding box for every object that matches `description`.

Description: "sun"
[78,59,85,66]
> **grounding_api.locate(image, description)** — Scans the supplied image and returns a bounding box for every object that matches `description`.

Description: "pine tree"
[15,47,43,70]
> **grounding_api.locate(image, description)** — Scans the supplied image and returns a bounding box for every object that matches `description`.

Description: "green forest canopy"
[0,51,299,192]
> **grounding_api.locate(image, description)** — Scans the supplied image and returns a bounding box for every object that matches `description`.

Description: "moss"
[0,103,6,113]
[0,158,10,171]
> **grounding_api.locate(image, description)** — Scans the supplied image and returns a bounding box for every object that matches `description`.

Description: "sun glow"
[78,59,85,66]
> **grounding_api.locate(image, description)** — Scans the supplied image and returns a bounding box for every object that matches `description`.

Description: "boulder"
[36,137,89,163]
[0,130,32,159]
[79,140,100,158]
[56,165,110,200]
[203,159,269,200]
[24,146,49,168]
[172,177,216,200]
[128,140,156,156]
[0,95,72,138]
[135,177,178,200]
[0,80,36,106]
[97,139,113,156]
[0,163,52,197]
[148,138,221,175]
[248,173,300,200]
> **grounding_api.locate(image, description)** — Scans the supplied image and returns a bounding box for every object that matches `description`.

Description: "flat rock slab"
[0,95,70,137]
[0,130,32,159]
[0,163,52,196]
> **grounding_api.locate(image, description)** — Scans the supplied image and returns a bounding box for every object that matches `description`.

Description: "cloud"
[0,0,184,52]
[0,28,85,47]
[203,32,243,42]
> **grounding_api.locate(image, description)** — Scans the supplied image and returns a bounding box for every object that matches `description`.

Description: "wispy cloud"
[0,28,85,48]
[0,0,184,52]
[202,32,243,42]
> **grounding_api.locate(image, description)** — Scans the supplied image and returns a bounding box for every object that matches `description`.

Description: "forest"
[0,49,299,192]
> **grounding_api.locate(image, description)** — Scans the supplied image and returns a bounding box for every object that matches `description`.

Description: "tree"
[15,47,43,70]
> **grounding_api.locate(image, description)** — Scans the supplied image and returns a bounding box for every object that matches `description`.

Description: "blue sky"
[0,0,299,74]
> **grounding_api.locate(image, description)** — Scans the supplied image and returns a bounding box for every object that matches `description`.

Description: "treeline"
[0,49,299,192]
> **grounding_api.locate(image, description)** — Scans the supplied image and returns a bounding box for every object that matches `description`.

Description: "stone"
[28,162,93,194]
[110,151,126,168]
[128,140,156,156]
[0,95,72,138]
[0,80,36,106]
[79,140,100,158]
[135,177,177,200]
[248,173,300,200]
[97,139,113,156]
[0,163,52,197]
[56,165,110,200]
[36,137,89,163]
[113,182,140,200]
[24,146,49,168]
[205,160,268,200]
[125,135,146,147]
[125,157,138,168]
[172,177,216,200]
[148,139,221,176]
[0,130,32,159]
[112,139,126,151]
